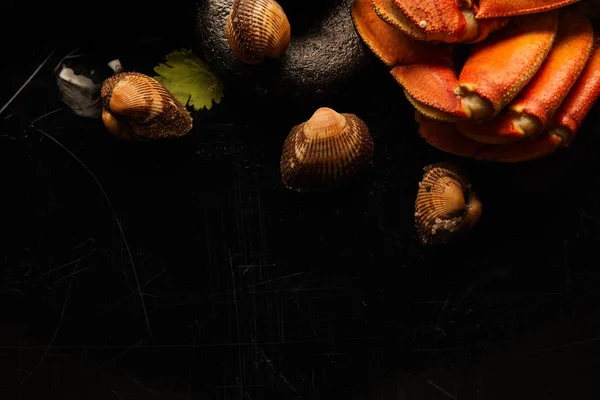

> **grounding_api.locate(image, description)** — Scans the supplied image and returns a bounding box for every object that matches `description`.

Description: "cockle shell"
[280,107,374,192]
[225,0,291,64]
[415,162,482,245]
[100,72,193,141]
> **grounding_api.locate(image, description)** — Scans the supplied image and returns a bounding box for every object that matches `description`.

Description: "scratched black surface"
[2,1,600,399]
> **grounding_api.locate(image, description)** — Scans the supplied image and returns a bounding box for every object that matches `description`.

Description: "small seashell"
[100,72,193,140]
[225,0,291,65]
[280,107,374,192]
[415,162,482,245]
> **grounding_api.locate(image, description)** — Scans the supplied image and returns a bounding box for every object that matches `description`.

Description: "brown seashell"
[225,0,291,65]
[280,107,374,192]
[414,162,482,245]
[100,72,193,141]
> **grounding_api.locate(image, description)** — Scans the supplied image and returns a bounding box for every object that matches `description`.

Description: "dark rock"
[194,0,375,119]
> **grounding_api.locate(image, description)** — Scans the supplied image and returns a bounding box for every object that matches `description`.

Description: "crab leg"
[474,41,600,162]
[350,0,450,67]
[352,0,466,120]
[352,0,508,121]
[476,0,581,19]
[415,112,485,158]
[455,9,594,144]
[371,0,509,43]
[417,41,600,163]
[415,111,565,162]
[549,37,600,147]
[472,133,563,162]
[391,10,559,123]
[353,0,559,124]
[456,10,559,121]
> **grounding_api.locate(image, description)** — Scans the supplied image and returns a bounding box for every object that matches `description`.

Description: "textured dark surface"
[2,1,600,399]
[194,0,373,109]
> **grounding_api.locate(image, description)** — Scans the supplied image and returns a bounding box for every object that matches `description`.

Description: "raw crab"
[352,0,600,162]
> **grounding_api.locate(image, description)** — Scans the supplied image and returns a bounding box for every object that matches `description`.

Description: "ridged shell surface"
[280,107,374,191]
[415,162,482,245]
[225,0,291,64]
[101,72,193,140]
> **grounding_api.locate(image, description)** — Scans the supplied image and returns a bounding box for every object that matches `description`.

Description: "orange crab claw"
[417,37,600,163]
[476,0,581,19]
[456,9,594,144]
[417,36,600,164]
[376,0,509,43]
[457,10,559,121]
[392,63,465,122]
[466,38,600,162]
[470,37,600,162]
[415,111,563,163]
[391,11,559,124]
[415,112,485,157]
[550,37,600,146]
[473,133,563,162]
[372,0,465,43]
[351,0,448,67]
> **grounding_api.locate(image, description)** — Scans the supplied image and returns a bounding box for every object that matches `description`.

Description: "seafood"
[415,162,482,244]
[352,0,600,162]
[225,0,291,64]
[280,107,374,191]
[101,72,193,140]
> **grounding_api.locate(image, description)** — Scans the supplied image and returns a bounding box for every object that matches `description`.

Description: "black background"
[2,1,600,399]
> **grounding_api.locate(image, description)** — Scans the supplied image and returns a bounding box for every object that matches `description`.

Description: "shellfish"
[280,107,374,192]
[100,72,193,140]
[225,0,291,65]
[414,163,482,245]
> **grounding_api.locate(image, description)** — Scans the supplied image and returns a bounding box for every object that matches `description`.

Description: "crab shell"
[352,0,600,162]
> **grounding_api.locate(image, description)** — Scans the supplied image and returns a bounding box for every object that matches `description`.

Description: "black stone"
[194,0,375,118]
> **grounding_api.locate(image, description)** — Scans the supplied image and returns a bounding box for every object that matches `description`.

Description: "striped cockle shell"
[280,107,374,192]
[225,0,291,64]
[100,72,193,141]
[415,162,482,245]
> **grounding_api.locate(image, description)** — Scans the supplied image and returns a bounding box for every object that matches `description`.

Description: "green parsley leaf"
[153,48,224,111]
